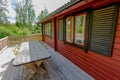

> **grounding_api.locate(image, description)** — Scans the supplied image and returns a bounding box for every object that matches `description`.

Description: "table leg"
[34,61,47,78]
[23,63,37,80]
[23,61,47,80]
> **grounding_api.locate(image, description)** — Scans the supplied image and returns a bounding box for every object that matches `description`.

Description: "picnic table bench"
[12,41,51,80]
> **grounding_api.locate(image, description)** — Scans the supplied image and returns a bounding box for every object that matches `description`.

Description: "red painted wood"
[54,18,57,51]
[115,31,120,37]
[117,18,120,24]
[114,37,120,43]
[114,43,120,49]
[57,41,120,80]
[116,24,120,30]
[42,24,44,41]
[56,7,120,80]
[55,0,120,19]
[113,49,120,56]
[43,2,120,80]
[44,36,54,48]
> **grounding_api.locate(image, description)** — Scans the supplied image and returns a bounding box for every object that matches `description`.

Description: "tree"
[0,0,8,26]
[37,7,49,21]
[35,8,49,34]
[14,0,35,29]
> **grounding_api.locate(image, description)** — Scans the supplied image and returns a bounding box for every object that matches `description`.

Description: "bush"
[0,26,31,39]
[9,26,21,36]
[19,27,31,36]
[0,27,13,38]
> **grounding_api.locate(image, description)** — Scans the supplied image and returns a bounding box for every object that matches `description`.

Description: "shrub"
[19,27,31,36]
[0,26,31,39]
[8,26,21,36]
[0,27,13,38]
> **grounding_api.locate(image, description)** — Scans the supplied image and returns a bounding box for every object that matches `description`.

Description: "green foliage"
[14,0,35,30]
[20,27,31,36]
[0,26,31,39]
[37,8,49,21]
[0,26,13,38]
[77,26,83,33]
[32,25,41,34]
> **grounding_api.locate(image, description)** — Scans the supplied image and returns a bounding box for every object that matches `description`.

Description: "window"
[58,19,63,41]
[44,22,54,38]
[51,22,54,38]
[75,14,86,45]
[46,23,49,36]
[44,23,49,36]
[45,24,47,36]
[66,16,74,43]
[90,5,118,56]
[48,23,51,37]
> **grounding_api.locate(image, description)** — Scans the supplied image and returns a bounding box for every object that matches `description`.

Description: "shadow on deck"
[0,42,94,80]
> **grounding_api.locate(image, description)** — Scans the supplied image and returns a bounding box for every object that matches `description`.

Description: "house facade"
[38,0,120,79]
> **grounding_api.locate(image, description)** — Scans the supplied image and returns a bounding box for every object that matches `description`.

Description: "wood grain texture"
[2,43,93,80]
[49,8,120,80]
[2,59,24,80]
[12,41,51,66]
[44,36,54,48]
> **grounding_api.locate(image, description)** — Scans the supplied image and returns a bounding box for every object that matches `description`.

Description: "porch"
[0,35,94,80]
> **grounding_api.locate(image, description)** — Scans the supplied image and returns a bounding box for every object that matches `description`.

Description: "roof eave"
[38,0,85,23]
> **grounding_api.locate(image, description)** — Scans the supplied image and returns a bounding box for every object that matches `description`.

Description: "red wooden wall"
[56,8,120,80]
[42,1,120,79]
[44,36,54,48]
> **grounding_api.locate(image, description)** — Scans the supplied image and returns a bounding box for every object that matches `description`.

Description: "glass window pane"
[45,24,47,35]
[66,16,73,43]
[47,23,48,36]
[51,22,54,38]
[48,23,51,37]
[75,15,86,45]
[58,19,63,41]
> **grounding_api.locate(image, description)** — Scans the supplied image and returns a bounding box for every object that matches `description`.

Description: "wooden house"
[38,0,120,79]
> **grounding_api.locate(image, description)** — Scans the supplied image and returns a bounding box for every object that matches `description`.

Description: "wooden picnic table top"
[12,41,51,66]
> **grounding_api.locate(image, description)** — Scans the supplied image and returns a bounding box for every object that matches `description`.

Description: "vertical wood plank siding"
[56,7,120,80]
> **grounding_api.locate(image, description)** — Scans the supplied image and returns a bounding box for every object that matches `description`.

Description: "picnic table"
[12,41,51,80]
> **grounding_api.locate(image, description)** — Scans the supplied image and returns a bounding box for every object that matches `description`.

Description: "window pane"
[75,15,86,45]
[51,22,54,38]
[47,23,49,36]
[66,16,73,43]
[58,19,63,41]
[45,24,47,35]
[48,23,51,37]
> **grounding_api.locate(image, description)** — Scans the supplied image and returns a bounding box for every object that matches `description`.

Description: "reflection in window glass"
[45,24,47,36]
[66,16,73,43]
[51,22,54,38]
[58,19,63,41]
[48,23,51,36]
[75,15,86,45]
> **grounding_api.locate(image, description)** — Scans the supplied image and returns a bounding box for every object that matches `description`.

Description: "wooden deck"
[0,42,94,80]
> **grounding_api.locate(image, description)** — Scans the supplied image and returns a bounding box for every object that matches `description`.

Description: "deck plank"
[44,43,94,80]
[1,59,24,80]
[0,42,94,80]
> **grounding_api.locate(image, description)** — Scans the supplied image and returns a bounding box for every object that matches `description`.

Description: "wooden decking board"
[1,59,24,80]
[45,45,93,80]
[1,42,94,80]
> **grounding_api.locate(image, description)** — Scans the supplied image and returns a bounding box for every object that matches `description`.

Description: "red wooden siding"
[44,36,54,48]
[56,8,120,80]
